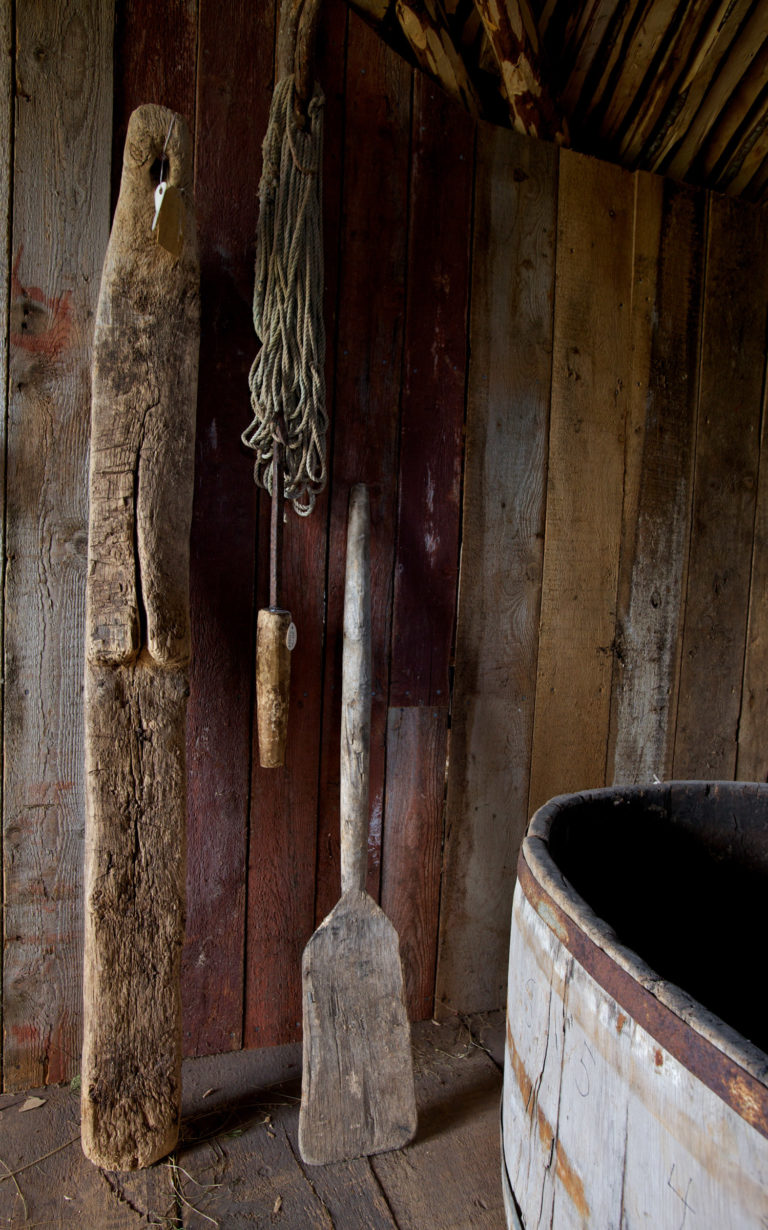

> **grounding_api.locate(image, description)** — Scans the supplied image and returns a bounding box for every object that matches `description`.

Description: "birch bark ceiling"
[348,0,768,202]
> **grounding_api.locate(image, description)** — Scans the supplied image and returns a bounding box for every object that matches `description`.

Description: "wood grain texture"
[181,0,272,1059]
[340,486,372,897]
[528,148,634,814]
[370,1019,506,1228]
[300,891,417,1164]
[381,706,447,1021]
[0,1015,503,1226]
[300,488,416,1166]
[436,124,556,1016]
[504,882,759,1229]
[0,0,11,1095]
[389,72,473,709]
[111,0,198,208]
[474,0,568,141]
[0,1080,174,1226]
[609,175,705,785]
[313,12,411,926]
[82,104,199,1170]
[738,358,768,783]
[256,609,293,767]
[3,0,113,1092]
[243,0,347,1052]
[673,193,768,780]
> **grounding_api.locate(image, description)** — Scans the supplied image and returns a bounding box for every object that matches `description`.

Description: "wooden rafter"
[346,0,768,203]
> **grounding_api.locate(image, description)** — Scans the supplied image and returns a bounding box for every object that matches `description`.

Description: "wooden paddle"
[299,484,417,1165]
[81,104,199,1170]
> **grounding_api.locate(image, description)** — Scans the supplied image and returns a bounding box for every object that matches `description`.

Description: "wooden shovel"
[298,484,417,1165]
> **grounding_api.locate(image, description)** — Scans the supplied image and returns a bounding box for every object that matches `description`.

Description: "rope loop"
[243,75,327,516]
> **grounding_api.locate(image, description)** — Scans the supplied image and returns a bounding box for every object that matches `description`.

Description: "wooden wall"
[2,0,768,1090]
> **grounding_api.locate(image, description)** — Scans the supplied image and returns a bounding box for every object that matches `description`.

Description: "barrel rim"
[519,780,768,1138]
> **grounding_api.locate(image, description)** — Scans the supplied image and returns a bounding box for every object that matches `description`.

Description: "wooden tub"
[502,781,768,1229]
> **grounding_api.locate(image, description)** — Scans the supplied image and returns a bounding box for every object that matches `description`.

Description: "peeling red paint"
[10,247,74,360]
[11,1022,40,1046]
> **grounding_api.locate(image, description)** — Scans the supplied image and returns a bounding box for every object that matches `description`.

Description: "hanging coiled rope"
[242,74,327,516]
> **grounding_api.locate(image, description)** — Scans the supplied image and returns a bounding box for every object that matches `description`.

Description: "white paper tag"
[152,181,167,230]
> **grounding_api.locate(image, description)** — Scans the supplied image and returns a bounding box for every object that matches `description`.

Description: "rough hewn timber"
[81,104,199,1170]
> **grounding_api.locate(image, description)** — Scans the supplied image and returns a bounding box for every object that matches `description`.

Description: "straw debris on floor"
[0,1013,505,1228]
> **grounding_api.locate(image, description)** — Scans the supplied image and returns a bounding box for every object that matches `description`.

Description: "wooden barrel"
[502,781,768,1229]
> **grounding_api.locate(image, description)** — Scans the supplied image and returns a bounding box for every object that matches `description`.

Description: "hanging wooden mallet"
[244,0,327,768]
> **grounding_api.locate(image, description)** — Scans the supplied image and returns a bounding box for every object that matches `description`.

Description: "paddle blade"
[299,890,418,1165]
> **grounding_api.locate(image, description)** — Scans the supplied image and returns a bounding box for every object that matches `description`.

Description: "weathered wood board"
[504,786,768,1229]
[3,0,113,1091]
[528,147,634,813]
[673,193,768,779]
[300,486,416,1166]
[243,0,346,1052]
[609,175,705,784]
[181,0,270,1059]
[381,706,447,1021]
[81,104,199,1170]
[436,123,556,1016]
[313,11,412,929]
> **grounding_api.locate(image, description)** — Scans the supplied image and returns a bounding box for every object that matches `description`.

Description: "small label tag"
[152,181,167,230]
[154,183,184,258]
[286,622,297,652]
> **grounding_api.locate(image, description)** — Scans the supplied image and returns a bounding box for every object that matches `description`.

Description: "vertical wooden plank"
[111,0,199,203]
[243,0,350,1050]
[181,0,273,1059]
[435,125,556,1016]
[738,352,768,782]
[0,0,11,1096]
[3,0,113,1089]
[381,75,473,1023]
[528,149,634,817]
[609,176,705,784]
[312,14,412,929]
[388,74,473,712]
[673,194,768,779]
[381,707,447,1021]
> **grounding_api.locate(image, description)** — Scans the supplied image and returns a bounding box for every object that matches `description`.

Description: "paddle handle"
[340,484,371,896]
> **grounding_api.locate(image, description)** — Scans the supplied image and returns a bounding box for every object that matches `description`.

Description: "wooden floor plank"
[371,1018,506,1229]
[673,193,768,779]
[528,148,634,815]
[609,175,705,784]
[3,0,113,1091]
[0,1015,503,1228]
[436,124,556,1016]
[0,1084,174,1226]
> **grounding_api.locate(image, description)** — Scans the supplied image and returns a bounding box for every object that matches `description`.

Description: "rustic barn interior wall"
[2,0,767,1091]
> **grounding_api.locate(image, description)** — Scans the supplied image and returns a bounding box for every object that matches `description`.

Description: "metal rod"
[270,436,284,611]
